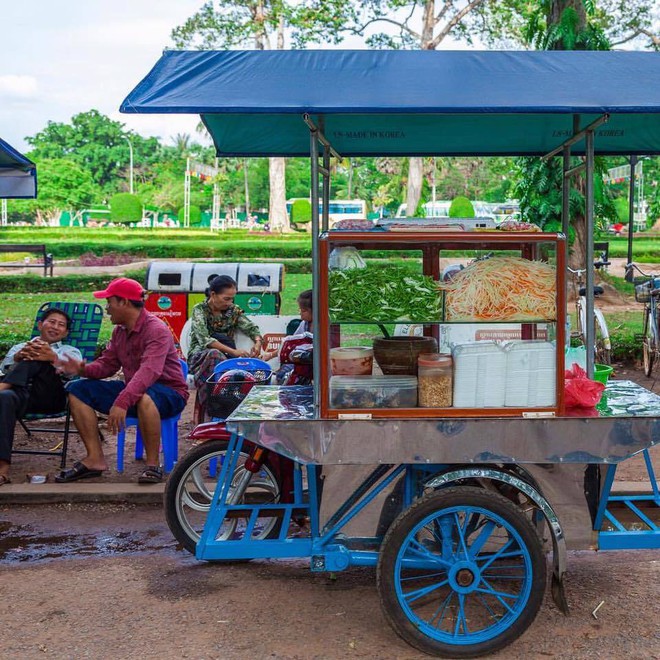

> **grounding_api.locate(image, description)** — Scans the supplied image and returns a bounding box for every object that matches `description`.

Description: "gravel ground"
[0,504,658,659]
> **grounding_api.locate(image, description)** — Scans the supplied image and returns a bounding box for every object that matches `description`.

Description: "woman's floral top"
[187,301,262,358]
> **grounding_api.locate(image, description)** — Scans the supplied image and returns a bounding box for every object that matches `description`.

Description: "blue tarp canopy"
[121,50,660,157]
[0,137,36,198]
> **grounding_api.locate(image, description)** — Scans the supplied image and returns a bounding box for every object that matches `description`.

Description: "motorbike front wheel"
[164,439,283,555]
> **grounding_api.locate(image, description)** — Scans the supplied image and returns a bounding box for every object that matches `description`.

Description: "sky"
[1,1,211,153]
[1,1,465,156]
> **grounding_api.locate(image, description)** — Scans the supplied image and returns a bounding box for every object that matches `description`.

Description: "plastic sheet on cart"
[598,380,660,417]
[225,385,313,421]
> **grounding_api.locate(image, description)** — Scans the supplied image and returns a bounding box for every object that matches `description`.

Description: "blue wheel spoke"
[475,575,520,613]
[468,520,496,559]
[453,594,469,637]
[478,539,521,571]
[402,578,450,604]
[454,512,470,558]
[432,591,454,629]
[401,570,447,582]
[477,593,501,622]
[406,538,453,569]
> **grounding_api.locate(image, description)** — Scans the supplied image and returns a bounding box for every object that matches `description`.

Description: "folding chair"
[12,301,104,468]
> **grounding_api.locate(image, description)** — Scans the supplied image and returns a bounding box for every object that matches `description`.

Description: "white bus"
[287,198,368,227]
[396,200,496,220]
[395,201,451,218]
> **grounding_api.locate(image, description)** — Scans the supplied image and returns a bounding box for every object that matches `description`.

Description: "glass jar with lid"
[417,353,453,407]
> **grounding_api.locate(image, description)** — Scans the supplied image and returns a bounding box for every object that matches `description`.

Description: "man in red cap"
[56,278,188,484]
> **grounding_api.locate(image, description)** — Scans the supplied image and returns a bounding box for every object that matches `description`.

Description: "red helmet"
[213,369,257,398]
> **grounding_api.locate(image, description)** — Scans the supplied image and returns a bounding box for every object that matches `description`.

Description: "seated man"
[56,278,188,485]
[0,307,82,486]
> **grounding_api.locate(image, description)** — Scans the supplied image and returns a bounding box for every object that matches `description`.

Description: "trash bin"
[235,263,283,314]
[145,262,194,356]
[188,263,240,315]
[188,262,283,315]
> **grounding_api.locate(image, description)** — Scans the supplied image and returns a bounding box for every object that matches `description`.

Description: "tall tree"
[514,0,615,268]
[346,0,529,216]
[12,158,98,225]
[25,110,164,195]
[171,0,353,232]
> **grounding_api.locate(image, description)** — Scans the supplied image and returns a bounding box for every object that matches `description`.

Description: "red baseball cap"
[93,278,145,302]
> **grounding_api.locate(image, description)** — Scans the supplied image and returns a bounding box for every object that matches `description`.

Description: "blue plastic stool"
[116,360,188,473]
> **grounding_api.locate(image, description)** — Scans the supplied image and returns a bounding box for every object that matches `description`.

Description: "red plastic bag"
[564,364,605,409]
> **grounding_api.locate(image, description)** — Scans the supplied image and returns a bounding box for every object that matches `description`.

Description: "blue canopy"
[0,137,36,198]
[121,49,660,157]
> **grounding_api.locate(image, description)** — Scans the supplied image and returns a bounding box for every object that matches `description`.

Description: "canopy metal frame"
[306,110,611,410]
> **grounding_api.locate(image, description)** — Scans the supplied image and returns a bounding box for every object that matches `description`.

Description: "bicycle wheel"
[377,486,546,658]
[164,439,282,555]
[643,306,656,377]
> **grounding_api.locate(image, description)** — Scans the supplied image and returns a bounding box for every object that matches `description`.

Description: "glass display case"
[318,231,566,418]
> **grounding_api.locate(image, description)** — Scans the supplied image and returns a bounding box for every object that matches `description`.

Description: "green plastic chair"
[13,302,104,468]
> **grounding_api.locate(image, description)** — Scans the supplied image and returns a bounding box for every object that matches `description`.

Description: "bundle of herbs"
[329,264,442,323]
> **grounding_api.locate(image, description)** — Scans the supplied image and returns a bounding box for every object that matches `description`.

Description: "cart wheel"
[164,439,282,555]
[377,486,546,658]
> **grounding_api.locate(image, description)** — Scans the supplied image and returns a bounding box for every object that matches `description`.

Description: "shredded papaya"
[441,256,556,321]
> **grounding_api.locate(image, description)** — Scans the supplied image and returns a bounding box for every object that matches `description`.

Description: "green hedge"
[0,269,147,293]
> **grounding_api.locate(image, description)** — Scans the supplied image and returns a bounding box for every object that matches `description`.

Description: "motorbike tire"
[164,438,284,555]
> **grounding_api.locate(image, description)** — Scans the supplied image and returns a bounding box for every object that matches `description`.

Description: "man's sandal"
[0,475,11,486]
[55,461,103,483]
[138,466,163,484]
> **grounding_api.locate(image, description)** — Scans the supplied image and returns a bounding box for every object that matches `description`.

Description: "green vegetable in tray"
[329,265,442,322]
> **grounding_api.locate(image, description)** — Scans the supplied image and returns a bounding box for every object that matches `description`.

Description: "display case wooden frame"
[318,231,567,419]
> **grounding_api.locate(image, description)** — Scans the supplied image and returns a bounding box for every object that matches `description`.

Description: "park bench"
[0,244,53,276]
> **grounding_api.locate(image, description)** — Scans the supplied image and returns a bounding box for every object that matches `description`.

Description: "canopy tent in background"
[121,49,660,157]
[0,137,36,198]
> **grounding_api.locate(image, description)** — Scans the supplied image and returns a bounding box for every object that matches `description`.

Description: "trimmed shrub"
[290,199,312,226]
[110,193,143,224]
[449,196,475,218]
[177,205,202,226]
[0,270,148,293]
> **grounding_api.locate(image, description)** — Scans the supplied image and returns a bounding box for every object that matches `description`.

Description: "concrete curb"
[0,482,165,505]
[0,480,656,506]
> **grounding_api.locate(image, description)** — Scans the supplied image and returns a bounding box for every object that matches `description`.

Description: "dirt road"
[1,504,659,659]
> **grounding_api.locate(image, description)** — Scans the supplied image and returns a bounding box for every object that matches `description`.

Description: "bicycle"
[567,251,612,365]
[627,263,660,376]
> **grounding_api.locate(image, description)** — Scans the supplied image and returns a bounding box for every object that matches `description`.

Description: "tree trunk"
[549,1,588,268]
[404,1,435,217]
[268,157,291,232]
[243,159,250,217]
[406,157,424,217]
[548,1,587,47]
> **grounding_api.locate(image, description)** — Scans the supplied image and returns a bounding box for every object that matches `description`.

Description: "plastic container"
[417,353,453,407]
[330,375,417,409]
[330,347,374,376]
[505,341,556,407]
[452,341,507,408]
[593,363,613,384]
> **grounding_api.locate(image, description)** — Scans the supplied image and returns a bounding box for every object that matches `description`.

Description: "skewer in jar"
[418,353,453,407]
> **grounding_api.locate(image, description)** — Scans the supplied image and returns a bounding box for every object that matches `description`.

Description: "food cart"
[122,50,660,657]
